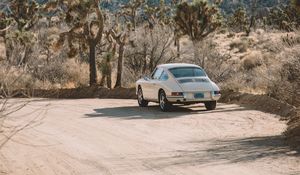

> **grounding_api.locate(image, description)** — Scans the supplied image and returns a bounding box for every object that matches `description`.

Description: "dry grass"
[0,64,38,90]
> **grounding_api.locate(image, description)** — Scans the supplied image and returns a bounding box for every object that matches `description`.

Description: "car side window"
[159,71,169,81]
[152,68,163,80]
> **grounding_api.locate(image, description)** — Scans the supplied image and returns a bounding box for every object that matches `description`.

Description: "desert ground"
[0,99,299,175]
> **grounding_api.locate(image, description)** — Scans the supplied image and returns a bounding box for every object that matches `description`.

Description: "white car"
[136,63,221,111]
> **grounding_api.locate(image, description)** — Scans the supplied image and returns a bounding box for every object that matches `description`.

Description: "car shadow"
[143,135,299,169]
[84,103,250,120]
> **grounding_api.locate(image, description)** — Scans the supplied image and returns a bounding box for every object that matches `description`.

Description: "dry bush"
[268,56,300,107]
[261,38,285,53]
[217,51,276,92]
[281,32,300,47]
[229,40,248,53]
[31,59,89,88]
[0,63,38,90]
[227,33,235,38]
[62,59,89,87]
[242,52,263,71]
[123,25,177,85]
[194,39,236,83]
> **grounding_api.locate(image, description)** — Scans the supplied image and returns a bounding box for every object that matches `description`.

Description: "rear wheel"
[159,90,171,112]
[137,87,148,107]
[205,101,217,110]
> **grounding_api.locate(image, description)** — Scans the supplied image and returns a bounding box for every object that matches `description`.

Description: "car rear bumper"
[167,92,221,103]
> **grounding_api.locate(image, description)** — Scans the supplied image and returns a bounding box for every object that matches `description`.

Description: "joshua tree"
[0,0,41,65]
[246,0,258,36]
[174,0,221,68]
[55,0,104,86]
[228,7,249,32]
[119,0,145,31]
[98,31,116,89]
[110,26,128,88]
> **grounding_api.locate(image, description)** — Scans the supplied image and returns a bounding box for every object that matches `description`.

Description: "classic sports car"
[136,63,221,111]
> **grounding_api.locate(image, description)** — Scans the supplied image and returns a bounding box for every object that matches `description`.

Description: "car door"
[151,70,170,101]
[143,68,163,100]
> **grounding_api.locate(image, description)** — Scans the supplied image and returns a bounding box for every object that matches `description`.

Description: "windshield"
[169,67,206,78]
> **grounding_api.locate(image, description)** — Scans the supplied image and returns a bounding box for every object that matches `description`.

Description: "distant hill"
[219,0,289,14]
[100,0,289,15]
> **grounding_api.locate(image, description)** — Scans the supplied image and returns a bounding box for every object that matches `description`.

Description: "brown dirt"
[0,99,299,175]
[7,87,300,150]
[220,89,300,150]
[219,89,297,120]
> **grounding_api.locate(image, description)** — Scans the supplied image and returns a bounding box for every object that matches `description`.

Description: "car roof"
[157,63,201,69]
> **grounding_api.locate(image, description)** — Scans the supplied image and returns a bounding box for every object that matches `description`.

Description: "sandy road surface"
[0,99,299,175]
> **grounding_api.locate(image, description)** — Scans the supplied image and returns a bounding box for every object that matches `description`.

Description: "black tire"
[205,101,217,110]
[137,87,149,107]
[159,90,171,112]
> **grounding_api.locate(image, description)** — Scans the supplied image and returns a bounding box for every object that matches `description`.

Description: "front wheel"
[137,87,148,107]
[205,101,217,110]
[159,90,171,112]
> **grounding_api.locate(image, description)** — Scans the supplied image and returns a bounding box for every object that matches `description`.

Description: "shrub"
[31,59,89,88]
[62,59,89,87]
[281,33,300,47]
[124,25,176,84]
[194,39,236,83]
[268,57,300,107]
[242,52,263,71]
[0,63,38,90]
[229,40,248,53]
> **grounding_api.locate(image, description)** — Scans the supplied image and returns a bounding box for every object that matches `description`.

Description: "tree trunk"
[246,0,258,36]
[114,44,125,88]
[176,38,181,59]
[21,46,32,66]
[192,40,206,68]
[89,42,97,86]
[192,40,201,65]
[3,36,12,62]
[142,42,147,74]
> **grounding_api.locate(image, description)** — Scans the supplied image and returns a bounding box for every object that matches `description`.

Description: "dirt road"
[0,99,299,175]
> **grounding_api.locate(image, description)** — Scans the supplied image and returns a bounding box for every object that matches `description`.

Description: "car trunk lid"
[176,77,213,92]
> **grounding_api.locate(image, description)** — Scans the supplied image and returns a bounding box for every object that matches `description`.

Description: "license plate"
[194,93,204,99]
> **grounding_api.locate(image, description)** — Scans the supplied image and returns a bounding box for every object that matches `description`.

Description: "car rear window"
[169,67,206,78]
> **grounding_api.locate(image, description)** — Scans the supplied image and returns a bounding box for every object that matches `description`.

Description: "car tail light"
[171,92,184,96]
[214,91,221,95]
